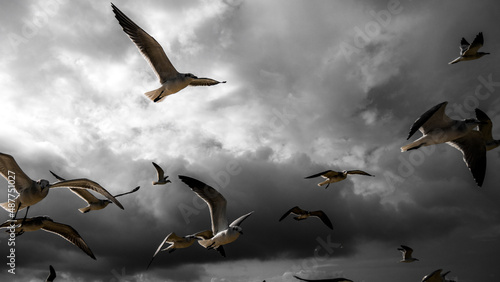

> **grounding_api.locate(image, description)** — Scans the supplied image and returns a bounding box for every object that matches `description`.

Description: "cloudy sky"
[0,0,500,281]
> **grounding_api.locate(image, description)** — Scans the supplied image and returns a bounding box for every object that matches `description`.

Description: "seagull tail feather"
[145,87,167,103]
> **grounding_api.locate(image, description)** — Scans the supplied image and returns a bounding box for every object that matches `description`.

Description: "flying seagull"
[293,275,353,282]
[111,3,226,103]
[422,269,455,282]
[46,265,56,282]
[0,215,96,260]
[279,206,333,230]
[398,245,419,262]
[449,32,490,64]
[401,102,486,186]
[178,175,254,257]
[147,232,198,269]
[0,153,124,221]
[49,171,139,213]
[305,169,374,189]
[152,162,171,185]
[475,108,500,151]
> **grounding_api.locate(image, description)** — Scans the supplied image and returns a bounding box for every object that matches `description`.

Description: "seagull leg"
[20,206,30,226]
[12,202,22,220]
[325,183,330,189]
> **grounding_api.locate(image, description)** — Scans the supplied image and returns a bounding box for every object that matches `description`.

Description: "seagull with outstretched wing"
[111,3,226,103]
[178,175,253,257]
[305,169,374,189]
[279,206,333,230]
[401,102,487,186]
[0,216,96,260]
[449,32,490,64]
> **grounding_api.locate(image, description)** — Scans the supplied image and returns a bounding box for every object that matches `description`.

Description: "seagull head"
[465,118,487,128]
[185,73,198,79]
[231,226,244,235]
[37,179,50,190]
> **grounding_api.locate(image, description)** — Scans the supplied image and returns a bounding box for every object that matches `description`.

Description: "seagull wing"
[463,32,484,56]
[399,245,413,259]
[422,269,443,282]
[407,101,451,139]
[304,170,334,179]
[459,37,470,55]
[345,170,374,176]
[69,188,100,204]
[114,186,140,198]
[49,170,66,182]
[475,108,494,141]
[310,210,333,230]
[0,153,34,193]
[189,78,225,86]
[46,265,56,282]
[279,206,304,221]
[41,219,96,260]
[447,131,487,187]
[229,211,254,227]
[111,3,178,83]
[49,179,124,209]
[147,232,180,269]
[152,162,165,181]
[178,175,228,234]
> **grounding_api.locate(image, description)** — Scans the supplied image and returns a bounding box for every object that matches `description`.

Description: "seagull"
[279,206,333,230]
[398,245,419,262]
[0,153,124,221]
[304,169,374,189]
[147,232,198,269]
[49,171,139,213]
[0,215,96,260]
[422,269,455,282]
[449,32,490,64]
[293,275,353,282]
[152,162,171,185]
[111,3,226,103]
[46,265,56,282]
[475,108,500,151]
[178,175,254,257]
[401,102,487,186]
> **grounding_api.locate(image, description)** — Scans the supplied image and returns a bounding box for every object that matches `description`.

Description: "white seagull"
[305,169,374,189]
[50,171,139,213]
[152,162,171,185]
[279,206,333,230]
[293,275,354,282]
[178,175,254,257]
[475,108,500,151]
[449,32,490,64]
[0,215,96,260]
[46,265,56,282]
[111,3,226,103]
[147,232,199,269]
[0,153,124,221]
[398,245,419,262]
[401,102,486,186]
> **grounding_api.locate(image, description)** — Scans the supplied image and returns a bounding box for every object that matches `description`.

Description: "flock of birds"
[0,2,496,282]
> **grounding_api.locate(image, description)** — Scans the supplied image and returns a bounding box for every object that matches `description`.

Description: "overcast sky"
[1,0,500,281]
